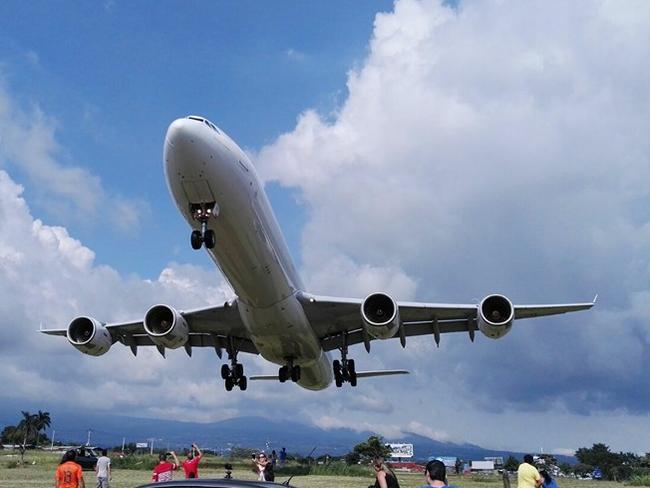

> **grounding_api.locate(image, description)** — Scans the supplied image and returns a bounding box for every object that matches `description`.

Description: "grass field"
[0,451,626,488]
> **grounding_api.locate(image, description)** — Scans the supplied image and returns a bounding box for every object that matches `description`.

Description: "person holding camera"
[151,451,179,482]
[252,452,274,481]
[182,443,203,479]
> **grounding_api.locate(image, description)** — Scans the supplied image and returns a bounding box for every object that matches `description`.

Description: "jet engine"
[361,292,401,339]
[143,304,189,349]
[66,317,112,356]
[477,294,514,339]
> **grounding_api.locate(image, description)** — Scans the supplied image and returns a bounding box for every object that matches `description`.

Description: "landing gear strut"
[278,359,301,383]
[333,339,357,387]
[190,202,217,250]
[220,340,247,391]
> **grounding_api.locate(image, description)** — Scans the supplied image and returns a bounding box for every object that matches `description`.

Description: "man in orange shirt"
[55,450,85,488]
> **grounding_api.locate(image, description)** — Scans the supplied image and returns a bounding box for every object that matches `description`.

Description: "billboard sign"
[136,442,148,448]
[388,443,414,458]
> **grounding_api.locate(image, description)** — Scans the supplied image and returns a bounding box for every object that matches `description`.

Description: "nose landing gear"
[190,202,217,250]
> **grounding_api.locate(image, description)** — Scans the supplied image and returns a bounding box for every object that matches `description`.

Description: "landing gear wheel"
[348,359,357,387]
[204,229,216,249]
[278,366,288,383]
[239,376,248,391]
[234,363,244,379]
[225,376,234,391]
[191,230,203,250]
[221,364,230,380]
[290,365,301,382]
[333,360,343,387]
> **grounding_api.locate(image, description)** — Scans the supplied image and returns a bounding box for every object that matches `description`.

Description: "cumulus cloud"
[255,0,650,450]
[0,81,145,231]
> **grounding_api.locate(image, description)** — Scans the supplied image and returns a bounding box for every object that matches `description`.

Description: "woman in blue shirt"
[540,470,558,488]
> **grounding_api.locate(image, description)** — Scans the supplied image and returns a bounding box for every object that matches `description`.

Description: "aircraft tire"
[234,363,244,379]
[347,359,357,387]
[191,230,203,250]
[347,359,355,375]
[279,366,288,383]
[225,377,234,391]
[204,229,216,249]
[239,376,247,391]
[291,365,301,382]
[221,364,230,380]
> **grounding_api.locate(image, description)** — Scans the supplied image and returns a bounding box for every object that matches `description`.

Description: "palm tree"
[34,410,51,444]
[18,411,37,465]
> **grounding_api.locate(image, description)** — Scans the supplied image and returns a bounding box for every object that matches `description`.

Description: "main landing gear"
[278,359,301,383]
[190,202,217,250]
[333,341,357,387]
[221,345,247,391]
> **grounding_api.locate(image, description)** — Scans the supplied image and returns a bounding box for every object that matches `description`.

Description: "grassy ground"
[0,451,628,488]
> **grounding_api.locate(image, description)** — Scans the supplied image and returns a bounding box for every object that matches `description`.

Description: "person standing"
[55,450,85,488]
[182,443,203,479]
[253,452,274,481]
[540,470,558,488]
[372,456,400,488]
[151,451,180,482]
[95,448,111,488]
[279,447,287,466]
[518,455,542,488]
[419,459,459,488]
[271,450,277,467]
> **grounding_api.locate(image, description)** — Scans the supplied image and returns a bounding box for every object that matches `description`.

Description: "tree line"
[1,410,52,465]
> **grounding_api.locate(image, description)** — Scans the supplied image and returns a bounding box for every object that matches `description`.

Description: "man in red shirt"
[151,451,179,482]
[182,443,203,479]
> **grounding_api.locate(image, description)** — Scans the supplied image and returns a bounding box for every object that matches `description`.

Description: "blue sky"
[0,0,391,276]
[2,0,650,454]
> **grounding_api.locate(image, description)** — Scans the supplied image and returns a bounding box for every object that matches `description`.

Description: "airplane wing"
[298,292,596,351]
[40,302,258,357]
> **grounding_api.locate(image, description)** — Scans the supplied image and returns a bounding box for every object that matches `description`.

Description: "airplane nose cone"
[165,118,194,149]
[164,117,204,173]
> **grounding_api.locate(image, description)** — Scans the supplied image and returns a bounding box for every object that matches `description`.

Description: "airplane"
[42,115,596,391]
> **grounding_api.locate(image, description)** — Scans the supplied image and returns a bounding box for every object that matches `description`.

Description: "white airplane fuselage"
[164,117,332,390]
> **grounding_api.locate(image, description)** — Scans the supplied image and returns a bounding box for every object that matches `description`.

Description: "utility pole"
[50,430,55,450]
[86,429,93,447]
[121,437,126,453]
[149,438,155,455]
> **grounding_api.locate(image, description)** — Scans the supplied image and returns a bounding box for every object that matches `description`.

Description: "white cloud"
[0,81,143,232]
[255,0,650,451]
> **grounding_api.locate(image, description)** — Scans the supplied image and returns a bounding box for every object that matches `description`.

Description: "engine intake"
[66,317,112,356]
[143,304,189,349]
[478,294,514,339]
[361,292,401,340]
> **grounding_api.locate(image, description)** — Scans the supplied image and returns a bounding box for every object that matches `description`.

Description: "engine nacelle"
[478,294,514,339]
[66,317,112,356]
[143,304,189,349]
[361,292,401,340]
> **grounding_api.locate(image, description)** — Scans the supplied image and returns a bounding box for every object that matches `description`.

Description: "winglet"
[592,294,598,304]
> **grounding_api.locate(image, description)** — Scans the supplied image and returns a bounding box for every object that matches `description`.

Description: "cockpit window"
[187,116,222,134]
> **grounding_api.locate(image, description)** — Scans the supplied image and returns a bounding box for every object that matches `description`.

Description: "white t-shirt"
[96,456,111,478]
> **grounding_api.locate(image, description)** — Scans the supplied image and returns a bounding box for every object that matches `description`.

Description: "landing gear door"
[181,179,216,205]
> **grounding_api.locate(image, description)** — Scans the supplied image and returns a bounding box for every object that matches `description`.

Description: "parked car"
[137,480,295,488]
[73,446,98,470]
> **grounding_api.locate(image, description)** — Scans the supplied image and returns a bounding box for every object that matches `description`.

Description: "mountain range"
[0,403,574,463]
